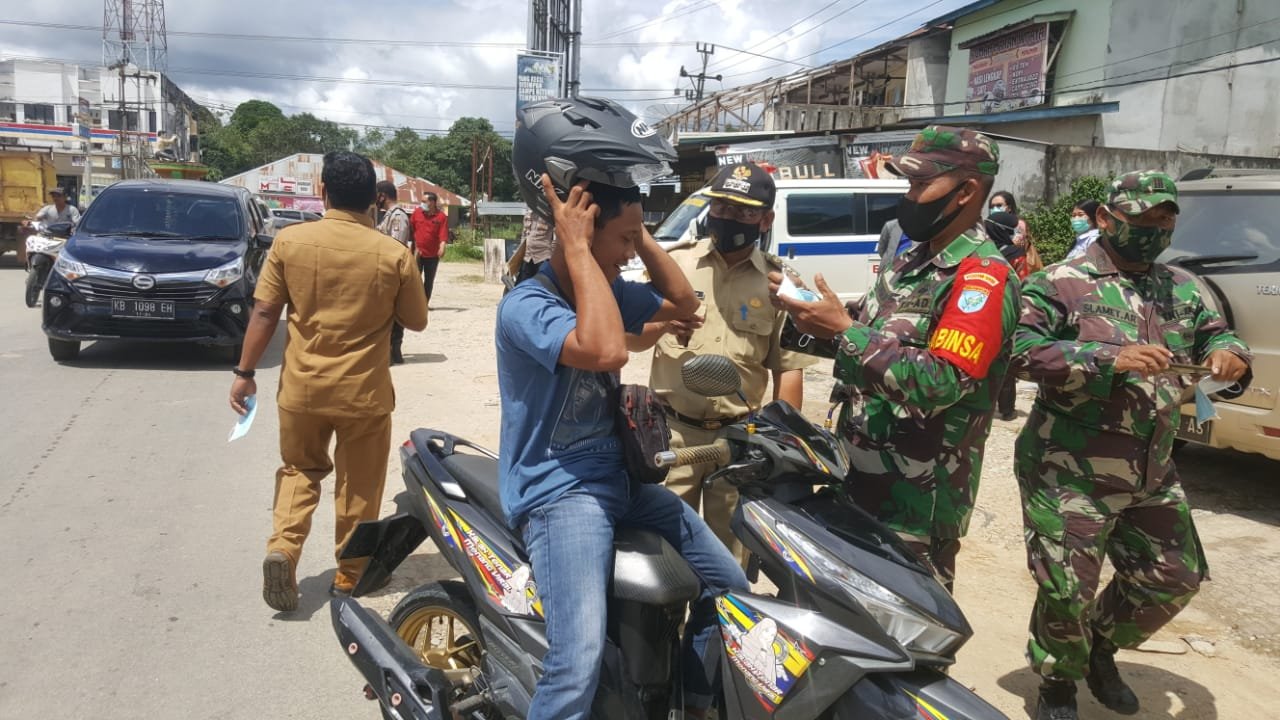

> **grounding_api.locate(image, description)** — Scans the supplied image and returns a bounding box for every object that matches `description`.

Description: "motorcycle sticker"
[421,488,461,552]
[447,509,544,618]
[744,505,815,584]
[906,691,953,720]
[716,594,816,711]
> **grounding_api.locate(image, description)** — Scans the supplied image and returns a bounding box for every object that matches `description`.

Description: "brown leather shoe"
[262,551,298,612]
[330,572,392,598]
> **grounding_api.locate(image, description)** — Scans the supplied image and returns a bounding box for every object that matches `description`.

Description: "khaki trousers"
[267,408,392,589]
[663,420,746,565]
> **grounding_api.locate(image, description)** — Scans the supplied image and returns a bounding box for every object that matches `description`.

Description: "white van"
[630,178,908,300]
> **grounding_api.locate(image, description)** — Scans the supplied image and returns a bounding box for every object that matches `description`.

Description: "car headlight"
[53,250,88,281]
[769,517,964,657]
[204,257,244,288]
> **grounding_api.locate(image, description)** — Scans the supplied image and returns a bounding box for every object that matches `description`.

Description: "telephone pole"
[679,43,721,105]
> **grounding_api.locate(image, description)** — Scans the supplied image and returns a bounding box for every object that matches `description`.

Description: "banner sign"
[716,136,844,181]
[516,53,562,116]
[842,130,918,179]
[964,23,1049,114]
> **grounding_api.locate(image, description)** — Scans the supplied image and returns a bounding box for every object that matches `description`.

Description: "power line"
[0,18,694,48]
[713,0,872,75]
[709,0,845,72]
[598,1,719,41]
[723,0,954,80]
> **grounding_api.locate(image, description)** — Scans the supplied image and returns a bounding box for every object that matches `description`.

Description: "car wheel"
[48,338,81,362]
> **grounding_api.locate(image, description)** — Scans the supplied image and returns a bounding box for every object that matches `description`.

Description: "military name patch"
[962,271,1001,288]
[1080,302,1140,326]
[1166,304,1197,322]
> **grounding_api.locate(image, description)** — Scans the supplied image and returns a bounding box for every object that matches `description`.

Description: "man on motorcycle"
[770,126,1020,593]
[31,187,81,228]
[498,97,749,720]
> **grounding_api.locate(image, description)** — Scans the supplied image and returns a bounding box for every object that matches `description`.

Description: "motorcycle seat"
[440,453,506,525]
[438,452,701,607]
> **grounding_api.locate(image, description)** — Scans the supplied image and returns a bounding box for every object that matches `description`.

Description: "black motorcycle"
[331,355,1008,720]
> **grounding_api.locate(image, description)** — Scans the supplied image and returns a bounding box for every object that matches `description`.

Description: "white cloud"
[0,0,974,135]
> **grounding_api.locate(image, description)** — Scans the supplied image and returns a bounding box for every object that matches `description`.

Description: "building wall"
[219,153,465,211]
[944,0,1114,112]
[1100,0,1280,157]
[902,34,951,119]
[1044,145,1280,200]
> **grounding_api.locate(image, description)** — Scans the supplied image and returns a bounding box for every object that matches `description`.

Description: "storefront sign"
[964,23,1049,114]
[716,136,844,181]
[516,53,562,115]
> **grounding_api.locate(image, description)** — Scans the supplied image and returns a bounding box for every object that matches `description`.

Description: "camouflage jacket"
[835,228,1021,539]
[1012,241,1251,489]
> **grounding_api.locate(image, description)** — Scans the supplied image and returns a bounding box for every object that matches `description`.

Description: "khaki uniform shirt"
[650,238,818,419]
[255,209,429,417]
[377,204,413,249]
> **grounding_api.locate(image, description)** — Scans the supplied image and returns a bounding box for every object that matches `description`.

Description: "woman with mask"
[990,190,1042,272]
[1065,199,1100,260]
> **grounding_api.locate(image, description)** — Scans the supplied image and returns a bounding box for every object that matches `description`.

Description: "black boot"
[1087,633,1139,714]
[1035,678,1078,720]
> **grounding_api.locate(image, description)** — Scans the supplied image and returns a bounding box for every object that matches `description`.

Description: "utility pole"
[680,43,721,105]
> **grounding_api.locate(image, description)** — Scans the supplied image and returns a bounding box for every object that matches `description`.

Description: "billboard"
[516,53,562,115]
[964,23,1049,115]
[715,136,844,181]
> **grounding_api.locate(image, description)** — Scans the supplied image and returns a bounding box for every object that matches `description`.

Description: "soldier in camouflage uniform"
[772,126,1020,591]
[1012,171,1251,720]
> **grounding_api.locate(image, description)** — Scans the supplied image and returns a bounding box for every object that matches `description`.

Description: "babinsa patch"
[928,257,1010,379]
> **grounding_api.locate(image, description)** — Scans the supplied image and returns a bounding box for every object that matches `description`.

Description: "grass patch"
[457,274,486,284]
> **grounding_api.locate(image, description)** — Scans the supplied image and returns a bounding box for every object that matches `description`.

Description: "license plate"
[110,298,175,319]
[1176,413,1212,444]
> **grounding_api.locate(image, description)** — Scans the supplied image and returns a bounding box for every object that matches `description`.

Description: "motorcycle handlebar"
[654,440,731,469]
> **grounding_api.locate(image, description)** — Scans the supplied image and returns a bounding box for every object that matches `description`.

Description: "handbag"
[613,382,671,485]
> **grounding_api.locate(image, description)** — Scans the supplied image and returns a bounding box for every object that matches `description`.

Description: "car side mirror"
[253,233,274,250]
[48,222,73,239]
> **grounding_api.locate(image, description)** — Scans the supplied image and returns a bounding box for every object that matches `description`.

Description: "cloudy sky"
[0,0,974,137]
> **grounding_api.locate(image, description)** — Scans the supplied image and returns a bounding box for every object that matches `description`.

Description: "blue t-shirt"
[495,264,663,528]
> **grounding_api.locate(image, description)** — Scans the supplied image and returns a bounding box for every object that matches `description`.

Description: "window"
[80,188,243,238]
[0,102,15,121]
[107,109,138,131]
[1165,192,1280,266]
[787,194,862,236]
[147,110,157,132]
[23,103,55,124]
[866,194,901,237]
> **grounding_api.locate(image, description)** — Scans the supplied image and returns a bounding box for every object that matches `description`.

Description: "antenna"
[103,0,168,72]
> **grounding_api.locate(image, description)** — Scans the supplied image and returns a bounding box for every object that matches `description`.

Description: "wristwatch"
[232,366,256,379]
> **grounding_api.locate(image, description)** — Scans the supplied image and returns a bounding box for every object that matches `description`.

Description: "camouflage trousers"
[1016,468,1206,681]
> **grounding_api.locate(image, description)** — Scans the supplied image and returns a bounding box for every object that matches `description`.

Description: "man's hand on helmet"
[542,174,598,254]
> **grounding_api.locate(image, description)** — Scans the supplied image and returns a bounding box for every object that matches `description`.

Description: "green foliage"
[1022,175,1112,265]
[197,100,513,205]
[443,232,485,262]
[198,100,355,180]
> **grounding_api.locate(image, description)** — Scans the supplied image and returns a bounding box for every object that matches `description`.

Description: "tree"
[197,101,357,180]
[354,117,515,202]
[1022,176,1112,265]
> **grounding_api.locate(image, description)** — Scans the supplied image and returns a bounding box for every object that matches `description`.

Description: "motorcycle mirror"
[681,355,742,398]
[48,222,73,239]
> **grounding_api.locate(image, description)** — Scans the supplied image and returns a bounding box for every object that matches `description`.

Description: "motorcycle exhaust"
[330,598,453,720]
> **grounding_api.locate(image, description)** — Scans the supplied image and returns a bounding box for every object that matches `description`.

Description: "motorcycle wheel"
[25,265,44,307]
[389,580,486,678]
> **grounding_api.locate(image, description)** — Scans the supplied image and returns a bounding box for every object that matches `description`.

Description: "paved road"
[0,259,385,718]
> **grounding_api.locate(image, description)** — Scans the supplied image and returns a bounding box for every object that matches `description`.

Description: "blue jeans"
[521,478,749,720]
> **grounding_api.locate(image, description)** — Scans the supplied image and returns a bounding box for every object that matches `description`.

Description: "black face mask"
[707,216,761,253]
[896,183,966,242]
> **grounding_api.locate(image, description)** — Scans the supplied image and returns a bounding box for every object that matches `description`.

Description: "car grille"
[75,277,221,304]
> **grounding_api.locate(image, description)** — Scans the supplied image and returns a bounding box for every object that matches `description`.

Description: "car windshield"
[1161,191,1280,266]
[80,189,243,239]
[654,194,709,241]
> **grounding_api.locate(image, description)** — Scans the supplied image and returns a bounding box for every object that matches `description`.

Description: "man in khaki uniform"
[228,151,429,612]
[630,163,817,561]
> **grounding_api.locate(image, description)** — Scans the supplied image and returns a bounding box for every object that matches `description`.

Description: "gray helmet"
[513,96,675,220]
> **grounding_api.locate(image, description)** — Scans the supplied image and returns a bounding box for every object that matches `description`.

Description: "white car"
[627,178,909,300]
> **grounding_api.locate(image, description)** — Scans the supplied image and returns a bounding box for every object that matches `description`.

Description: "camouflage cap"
[885,125,1000,179]
[1107,170,1180,215]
